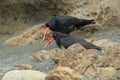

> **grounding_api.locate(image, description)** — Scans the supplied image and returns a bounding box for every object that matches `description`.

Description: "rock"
[59,44,100,74]
[0,0,76,36]
[0,0,120,36]
[99,67,117,80]
[57,43,118,79]
[0,23,25,36]
[97,44,120,70]
[71,0,120,28]
[85,37,97,43]
[32,48,64,64]
[93,39,119,50]
[84,64,101,79]
[85,65,117,80]
[0,68,6,74]
[1,70,47,80]
[14,64,32,70]
[0,68,6,79]
[94,39,120,70]
[116,70,120,79]
[3,24,52,46]
[45,66,83,80]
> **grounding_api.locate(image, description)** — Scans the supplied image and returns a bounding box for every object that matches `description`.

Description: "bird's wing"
[60,36,80,49]
[56,16,95,29]
[55,16,83,33]
[60,36,99,49]
[56,16,82,27]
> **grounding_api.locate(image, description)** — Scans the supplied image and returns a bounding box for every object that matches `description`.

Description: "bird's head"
[45,22,51,28]
[43,32,68,48]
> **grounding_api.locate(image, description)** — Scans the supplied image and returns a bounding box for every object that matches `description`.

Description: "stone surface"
[45,66,83,80]
[93,39,119,50]
[57,43,118,79]
[0,0,76,35]
[71,0,120,27]
[3,24,52,46]
[0,68,6,79]
[14,64,32,70]
[32,48,64,64]
[0,0,120,35]
[2,39,120,80]
[85,65,117,80]
[99,67,117,80]
[1,70,47,80]
[97,46,120,70]
[59,44,100,74]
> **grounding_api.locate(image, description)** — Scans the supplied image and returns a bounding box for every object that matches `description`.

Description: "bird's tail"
[88,19,96,24]
[96,47,102,51]
[77,19,96,28]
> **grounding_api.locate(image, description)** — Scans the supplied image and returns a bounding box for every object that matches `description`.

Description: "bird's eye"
[52,33,56,37]
[48,23,51,26]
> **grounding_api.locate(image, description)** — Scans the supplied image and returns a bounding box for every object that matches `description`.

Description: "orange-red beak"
[43,27,50,41]
[43,38,55,48]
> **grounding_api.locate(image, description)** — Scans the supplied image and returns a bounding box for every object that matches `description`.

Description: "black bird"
[44,32,101,51]
[43,16,95,40]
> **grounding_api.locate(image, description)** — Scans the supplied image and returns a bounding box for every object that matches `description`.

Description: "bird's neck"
[55,37,62,48]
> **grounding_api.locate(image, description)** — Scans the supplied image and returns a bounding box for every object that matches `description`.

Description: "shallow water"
[0,39,58,72]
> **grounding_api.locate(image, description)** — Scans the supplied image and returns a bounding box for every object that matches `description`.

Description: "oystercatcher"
[44,32,101,51]
[43,16,95,40]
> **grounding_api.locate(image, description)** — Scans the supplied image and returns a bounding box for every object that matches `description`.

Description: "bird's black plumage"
[52,32,101,51]
[46,16,95,34]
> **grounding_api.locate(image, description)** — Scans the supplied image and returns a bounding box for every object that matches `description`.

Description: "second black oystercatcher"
[43,16,95,40]
[44,32,101,51]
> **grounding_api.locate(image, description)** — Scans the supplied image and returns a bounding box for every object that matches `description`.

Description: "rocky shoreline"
[1,39,120,80]
[0,0,120,80]
[1,27,120,80]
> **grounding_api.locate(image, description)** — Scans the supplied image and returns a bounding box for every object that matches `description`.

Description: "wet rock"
[45,66,83,80]
[1,70,47,80]
[14,64,32,70]
[32,48,64,64]
[3,24,52,46]
[59,44,100,74]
